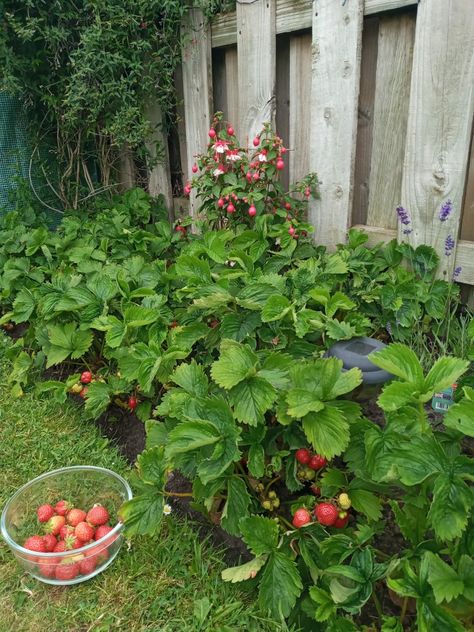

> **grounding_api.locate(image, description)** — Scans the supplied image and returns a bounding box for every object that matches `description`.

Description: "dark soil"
[93,403,146,463]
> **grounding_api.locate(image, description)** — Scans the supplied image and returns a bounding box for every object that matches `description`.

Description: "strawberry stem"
[163,491,193,498]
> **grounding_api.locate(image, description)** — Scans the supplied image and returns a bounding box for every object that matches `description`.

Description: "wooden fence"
[148,0,474,289]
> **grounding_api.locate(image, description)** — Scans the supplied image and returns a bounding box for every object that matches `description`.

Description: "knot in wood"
[334,185,344,199]
[323,107,332,122]
[343,60,352,77]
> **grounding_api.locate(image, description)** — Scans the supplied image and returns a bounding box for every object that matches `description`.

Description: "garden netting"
[0,93,29,214]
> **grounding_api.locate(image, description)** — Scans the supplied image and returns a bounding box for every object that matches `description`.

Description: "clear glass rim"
[1,465,132,557]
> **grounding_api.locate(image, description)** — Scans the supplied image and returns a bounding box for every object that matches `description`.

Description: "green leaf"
[424,357,469,393]
[377,381,419,411]
[261,295,292,323]
[424,552,463,604]
[120,491,164,536]
[12,288,35,323]
[169,323,209,350]
[239,516,279,556]
[171,361,209,397]
[105,317,128,348]
[286,389,324,418]
[137,446,167,486]
[458,555,474,602]
[211,339,258,389]
[222,556,267,583]
[46,322,93,367]
[230,376,276,426]
[302,406,350,459]
[428,472,472,541]
[325,368,363,400]
[257,353,292,389]
[258,551,303,619]
[248,443,265,478]
[325,319,356,341]
[221,477,251,536]
[390,500,428,546]
[348,489,382,522]
[166,420,220,455]
[369,343,423,386]
[83,381,112,418]
[309,586,338,622]
[124,305,159,328]
[220,311,260,342]
[444,399,474,437]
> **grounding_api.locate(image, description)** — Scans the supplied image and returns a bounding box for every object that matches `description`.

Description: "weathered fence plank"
[119,146,135,190]
[181,8,213,216]
[400,0,474,279]
[309,0,364,246]
[289,33,312,185]
[225,48,239,131]
[460,130,474,242]
[146,103,174,222]
[237,0,276,143]
[276,35,290,191]
[365,0,418,16]
[367,12,415,229]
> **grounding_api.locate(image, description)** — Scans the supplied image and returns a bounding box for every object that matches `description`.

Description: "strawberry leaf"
[171,360,209,397]
[444,399,474,437]
[230,376,276,425]
[239,516,279,556]
[428,472,472,541]
[221,477,251,536]
[222,556,267,583]
[211,339,258,389]
[302,406,350,459]
[369,343,423,386]
[258,551,303,618]
[424,552,463,604]
[424,357,469,393]
[261,295,292,323]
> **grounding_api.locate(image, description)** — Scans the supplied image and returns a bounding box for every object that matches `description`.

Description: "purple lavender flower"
[444,234,455,256]
[452,266,462,280]
[402,228,413,235]
[439,200,452,222]
[396,205,411,226]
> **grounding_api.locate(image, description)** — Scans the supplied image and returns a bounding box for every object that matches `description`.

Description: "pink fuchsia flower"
[213,140,229,154]
[213,166,226,177]
[258,152,267,162]
[226,150,241,162]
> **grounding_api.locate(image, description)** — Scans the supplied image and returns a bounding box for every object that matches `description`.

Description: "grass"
[0,357,288,632]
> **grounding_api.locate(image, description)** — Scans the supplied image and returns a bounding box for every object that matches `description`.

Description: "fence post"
[146,102,174,223]
[181,8,213,217]
[400,0,474,279]
[308,0,364,248]
[237,0,276,143]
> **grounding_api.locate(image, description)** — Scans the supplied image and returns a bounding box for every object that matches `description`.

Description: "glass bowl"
[1,465,132,585]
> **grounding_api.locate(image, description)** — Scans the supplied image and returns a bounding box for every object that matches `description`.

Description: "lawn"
[0,351,288,632]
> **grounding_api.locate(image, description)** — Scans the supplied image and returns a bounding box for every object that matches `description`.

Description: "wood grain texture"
[400,0,474,279]
[237,0,276,143]
[118,146,135,190]
[367,13,415,228]
[353,224,474,285]
[174,65,188,187]
[145,102,174,222]
[460,130,474,242]
[309,0,364,247]
[225,48,239,133]
[181,8,213,216]
[289,33,312,185]
[352,16,379,226]
[211,0,416,48]
[276,34,290,191]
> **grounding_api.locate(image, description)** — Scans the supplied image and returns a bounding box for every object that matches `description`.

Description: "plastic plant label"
[431,384,457,413]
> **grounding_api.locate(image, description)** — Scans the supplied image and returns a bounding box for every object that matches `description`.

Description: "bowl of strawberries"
[1,465,132,585]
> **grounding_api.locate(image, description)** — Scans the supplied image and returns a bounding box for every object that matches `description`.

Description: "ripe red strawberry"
[44,515,66,535]
[75,521,95,543]
[79,556,97,576]
[310,485,321,496]
[292,508,312,528]
[24,535,47,552]
[285,202,292,210]
[55,500,73,516]
[42,534,57,552]
[295,448,311,465]
[333,514,349,529]
[64,535,84,550]
[37,504,55,523]
[86,504,109,526]
[80,371,92,384]
[314,503,338,526]
[55,561,80,581]
[53,541,67,553]
[308,454,328,470]
[86,543,110,565]
[67,508,87,527]
[38,557,58,578]
[94,525,113,541]
[128,396,138,411]
[59,524,75,540]
[79,386,88,398]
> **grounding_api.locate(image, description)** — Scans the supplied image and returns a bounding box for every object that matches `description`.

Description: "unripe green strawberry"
[272,498,280,509]
[268,491,277,500]
[262,500,272,510]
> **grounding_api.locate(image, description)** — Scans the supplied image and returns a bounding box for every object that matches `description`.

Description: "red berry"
[208,128,216,138]
[253,172,260,181]
[42,534,57,552]
[75,521,95,543]
[227,126,234,136]
[253,136,260,147]
[128,396,138,411]
[276,159,285,170]
[53,540,67,553]
[38,557,58,578]
[66,509,87,527]
[333,514,349,529]
[246,172,253,182]
[55,500,73,516]
[281,146,287,154]
[285,202,292,210]
[248,205,257,217]
[59,524,75,540]
[45,515,66,535]
[94,525,114,541]
[79,556,97,576]
[292,508,312,528]
[86,504,110,527]
[295,448,311,465]
[217,198,225,208]
[79,386,88,398]
[80,371,92,384]
[308,454,327,470]
[192,164,198,173]
[310,485,321,496]
[55,561,79,581]
[227,203,235,213]
[184,184,191,196]
[37,504,55,523]
[24,535,47,553]
[304,187,311,197]
[169,320,178,328]
[314,503,339,526]
[175,225,185,232]
[64,534,84,550]
[288,227,296,236]
[86,543,110,565]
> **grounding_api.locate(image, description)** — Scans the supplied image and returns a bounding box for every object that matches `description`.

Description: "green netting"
[0,93,30,213]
